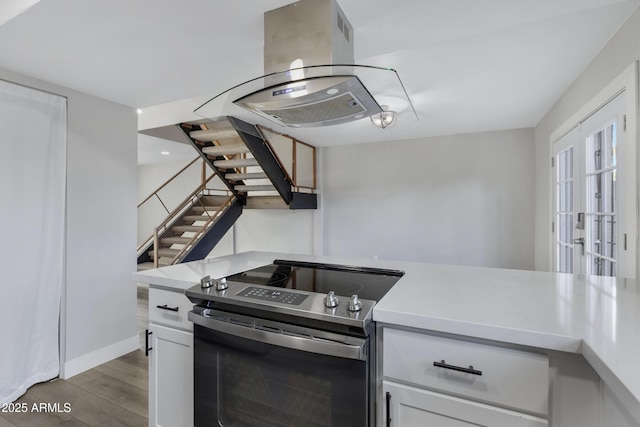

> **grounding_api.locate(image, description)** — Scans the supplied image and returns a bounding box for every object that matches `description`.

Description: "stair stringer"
[181,198,243,263]
[227,116,293,204]
[137,241,154,266]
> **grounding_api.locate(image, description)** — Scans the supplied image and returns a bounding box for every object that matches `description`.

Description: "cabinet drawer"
[383,328,548,416]
[149,287,193,331]
[383,381,548,427]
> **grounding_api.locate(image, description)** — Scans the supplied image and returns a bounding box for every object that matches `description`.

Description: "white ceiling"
[0,0,638,164]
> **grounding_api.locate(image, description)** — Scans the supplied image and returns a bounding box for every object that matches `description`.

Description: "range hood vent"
[234,75,380,127]
[194,0,417,128]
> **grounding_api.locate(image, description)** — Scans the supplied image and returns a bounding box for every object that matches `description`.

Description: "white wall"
[0,67,139,377]
[321,128,535,269]
[138,131,534,271]
[534,7,640,271]
[234,209,316,255]
[204,210,316,258]
[138,158,198,201]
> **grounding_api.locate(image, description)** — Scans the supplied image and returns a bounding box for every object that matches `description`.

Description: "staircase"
[192,123,275,198]
[179,116,317,210]
[137,193,241,270]
[137,116,317,271]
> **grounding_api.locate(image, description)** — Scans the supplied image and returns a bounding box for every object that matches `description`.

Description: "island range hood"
[194,0,417,128]
[233,0,381,127]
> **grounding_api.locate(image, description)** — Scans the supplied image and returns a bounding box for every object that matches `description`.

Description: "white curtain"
[0,80,66,404]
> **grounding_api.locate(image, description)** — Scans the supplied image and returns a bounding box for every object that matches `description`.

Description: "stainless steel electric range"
[185,259,404,427]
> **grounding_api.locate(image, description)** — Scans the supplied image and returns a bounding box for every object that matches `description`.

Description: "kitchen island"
[133,251,640,426]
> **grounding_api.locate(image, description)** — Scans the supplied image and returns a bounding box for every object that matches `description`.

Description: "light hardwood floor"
[0,286,150,427]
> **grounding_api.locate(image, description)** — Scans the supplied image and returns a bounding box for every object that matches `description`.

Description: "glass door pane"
[555,147,574,273]
[584,123,617,277]
[553,126,581,275]
[551,91,634,278]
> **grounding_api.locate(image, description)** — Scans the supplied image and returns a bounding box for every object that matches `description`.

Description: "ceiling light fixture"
[160,151,170,155]
[370,107,397,129]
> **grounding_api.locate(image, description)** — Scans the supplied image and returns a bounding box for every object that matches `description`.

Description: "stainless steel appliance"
[186,259,404,427]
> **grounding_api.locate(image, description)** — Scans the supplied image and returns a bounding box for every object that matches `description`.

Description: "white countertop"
[133,251,640,419]
[373,260,640,419]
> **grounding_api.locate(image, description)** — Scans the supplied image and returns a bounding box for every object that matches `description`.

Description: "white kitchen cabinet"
[382,328,549,427]
[147,287,194,427]
[148,286,195,330]
[148,323,193,427]
[383,382,547,427]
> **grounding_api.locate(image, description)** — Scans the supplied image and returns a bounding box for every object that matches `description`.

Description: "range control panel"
[237,286,309,306]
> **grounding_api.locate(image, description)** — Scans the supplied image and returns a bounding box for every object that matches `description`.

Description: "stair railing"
[147,175,232,267]
[138,157,200,211]
[157,194,236,266]
[137,158,217,256]
[257,125,316,192]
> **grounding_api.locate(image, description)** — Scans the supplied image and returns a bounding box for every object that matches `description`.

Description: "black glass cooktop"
[225,259,404,302]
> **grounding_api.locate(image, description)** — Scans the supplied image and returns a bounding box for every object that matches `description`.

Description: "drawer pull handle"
[386,391,392,427]
[433,360,482,376]
[156,304,179,312]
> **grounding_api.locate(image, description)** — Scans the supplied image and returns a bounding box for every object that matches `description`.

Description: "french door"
[553,93,635,277]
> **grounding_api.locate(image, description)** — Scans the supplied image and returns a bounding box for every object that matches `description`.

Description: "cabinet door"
[382,382,547,427]
[149,324,194,427]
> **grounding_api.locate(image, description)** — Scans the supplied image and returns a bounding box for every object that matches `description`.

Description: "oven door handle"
[189,311,367,361]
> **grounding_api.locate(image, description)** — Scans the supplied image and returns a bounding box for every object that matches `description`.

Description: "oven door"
[190,309,370,427]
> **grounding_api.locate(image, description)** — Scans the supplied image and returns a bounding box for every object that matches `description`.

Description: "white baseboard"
[60,335,140,379]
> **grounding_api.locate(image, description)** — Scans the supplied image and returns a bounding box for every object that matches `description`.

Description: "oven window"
[194,324,368,427]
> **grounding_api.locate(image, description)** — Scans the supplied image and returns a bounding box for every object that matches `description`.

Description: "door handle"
[145,329,153,357]
[573,237,585,255]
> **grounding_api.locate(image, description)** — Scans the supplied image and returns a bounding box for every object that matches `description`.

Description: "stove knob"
[347,295,363,312]
[215,277,228,291]
[324,291,339,308]
[200,275,213,289]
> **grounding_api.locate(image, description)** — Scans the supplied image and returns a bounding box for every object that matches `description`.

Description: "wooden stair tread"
[161,236,192,245]
[202,144,250,156]
[172,225,202,233]
[183,215,212,222]
[245,196,288,209]
[147,248,181,258]
[190,127,237,141]
[226,172,267,180]
[213,158,259,168]
[137,262,155,271]
[235,184,276,192]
